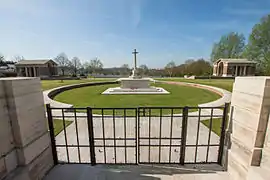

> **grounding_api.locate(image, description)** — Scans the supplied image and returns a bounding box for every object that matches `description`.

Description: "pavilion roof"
[15,59,57,66]
[214,58,256,64]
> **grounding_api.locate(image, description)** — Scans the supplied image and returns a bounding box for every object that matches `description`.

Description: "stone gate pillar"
[0,77,53,180]
[228,77,270,180]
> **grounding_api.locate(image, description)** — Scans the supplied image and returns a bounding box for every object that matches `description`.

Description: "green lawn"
[54,82,220,115]
[155,78,234,92]
[201,118,223,136]
[53,119,73,136]
[41,78,234,92]
[41,78,116,90]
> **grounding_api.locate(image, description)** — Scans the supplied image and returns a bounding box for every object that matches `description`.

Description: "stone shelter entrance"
[213,58,256,77]
[16,59,58,77]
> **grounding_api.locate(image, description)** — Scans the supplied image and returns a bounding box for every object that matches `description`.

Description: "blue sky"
[0,0,269,68]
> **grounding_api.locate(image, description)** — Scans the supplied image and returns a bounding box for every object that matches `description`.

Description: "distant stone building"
[213,58,256,77]
[16,59,58,77]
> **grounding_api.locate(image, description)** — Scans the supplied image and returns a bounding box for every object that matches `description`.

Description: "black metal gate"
[46,104,229,166]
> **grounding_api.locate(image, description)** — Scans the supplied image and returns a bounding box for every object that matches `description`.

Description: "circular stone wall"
[54,82,221,109]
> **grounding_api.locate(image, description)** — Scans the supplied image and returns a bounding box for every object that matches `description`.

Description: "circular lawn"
[54,82,220,113]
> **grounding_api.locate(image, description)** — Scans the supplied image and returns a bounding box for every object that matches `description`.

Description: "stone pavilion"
[213,58,256,77]
[16,59,58,77]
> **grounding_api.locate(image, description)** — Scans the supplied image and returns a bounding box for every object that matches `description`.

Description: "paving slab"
[43,164,231,180]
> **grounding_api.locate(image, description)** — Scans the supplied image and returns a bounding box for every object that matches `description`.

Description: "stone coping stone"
[0,77,38,81]
[158,80,231,107]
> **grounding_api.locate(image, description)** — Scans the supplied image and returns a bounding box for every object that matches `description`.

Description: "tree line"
[0,55,24,66]
[163,59,212,77]
[210,14,270,75]
[53,53,104,76]
[0,51,212,77]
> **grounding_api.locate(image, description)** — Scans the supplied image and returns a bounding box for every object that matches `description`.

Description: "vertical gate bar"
[74,108,81,163]
[180,107,188,165]
[143,108,145,117]
[218,103,229,165]
[194,108,201,163]
[169,108,174,163]
[102,109,106,164]
[135,108,140,164]
[62,109,70,163]
[159,108,162,163]
[113,109,117,163]
[206,108,214,163]
[87,107,96,165]
[46,104,58,165]
[135,108,138,164]
[135,107,141,164]
[124,109,127,164]
[148,108,151,163]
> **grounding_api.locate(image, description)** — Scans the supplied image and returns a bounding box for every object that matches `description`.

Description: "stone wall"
[228,77,270,180]
[0,77,53,180]
[47,81,118,99]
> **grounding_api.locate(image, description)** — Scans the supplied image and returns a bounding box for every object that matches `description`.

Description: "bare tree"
[0,54,4,66]
[54,53,71,76]
[138,64,149,76]
[71,57,82,76]
[121,64,129,69]
[165,61,176,77]
[120,64,130,75]
[12,55,24,62]
[86,58,103,74]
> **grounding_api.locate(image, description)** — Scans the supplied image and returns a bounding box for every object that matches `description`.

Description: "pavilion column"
[239,66,241,76]
[33,67,37,77]
[36,67,39,76]
[235,66,238,76]
[239,66,242,76]
[213,65,217,76]
[223,65,228,77]
[28,67,32,77]
[243,66,247,76]
[25,67,29,77]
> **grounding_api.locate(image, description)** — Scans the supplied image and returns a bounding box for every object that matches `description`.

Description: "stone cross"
[132,49,139,69]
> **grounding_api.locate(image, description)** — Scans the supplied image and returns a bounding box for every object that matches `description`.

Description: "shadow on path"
[44,164,223,180]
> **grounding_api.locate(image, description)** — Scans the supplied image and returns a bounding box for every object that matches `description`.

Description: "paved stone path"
[44,164,232,180]
[53,110,223,164]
